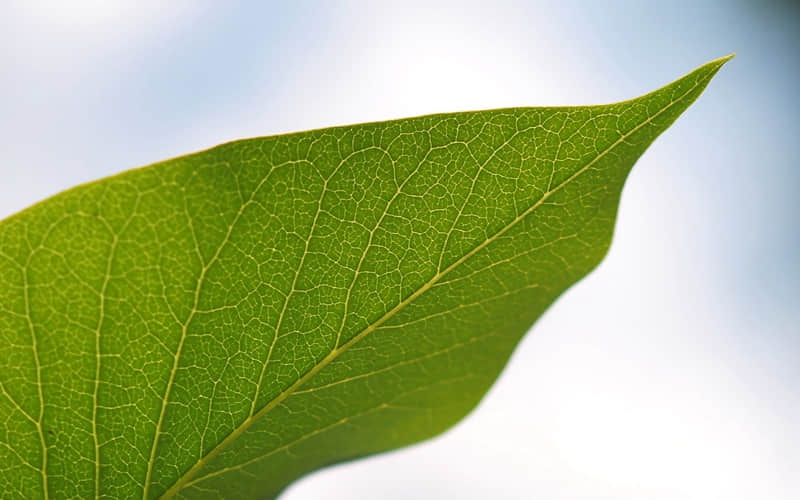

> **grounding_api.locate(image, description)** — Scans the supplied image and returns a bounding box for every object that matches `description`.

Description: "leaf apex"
[703,53,735,74]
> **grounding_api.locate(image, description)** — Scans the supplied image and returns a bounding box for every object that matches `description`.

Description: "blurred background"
[1,1,797,498]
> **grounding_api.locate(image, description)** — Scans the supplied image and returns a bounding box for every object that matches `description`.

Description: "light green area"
[0,56,730,499]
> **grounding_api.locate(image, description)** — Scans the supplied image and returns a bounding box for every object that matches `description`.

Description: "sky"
[1,1,798,498]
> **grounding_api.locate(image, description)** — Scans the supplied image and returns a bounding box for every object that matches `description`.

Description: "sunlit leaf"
[0,56,731,499]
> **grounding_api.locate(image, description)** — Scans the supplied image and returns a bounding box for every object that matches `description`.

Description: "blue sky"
[1,1,798,498]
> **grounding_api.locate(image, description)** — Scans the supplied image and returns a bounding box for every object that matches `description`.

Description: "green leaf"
[0,56,730,499]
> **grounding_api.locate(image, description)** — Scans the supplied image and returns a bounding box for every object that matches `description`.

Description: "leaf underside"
[0,56,730,499]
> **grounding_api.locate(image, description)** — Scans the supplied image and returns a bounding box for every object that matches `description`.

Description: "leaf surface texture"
[0,57,730,499]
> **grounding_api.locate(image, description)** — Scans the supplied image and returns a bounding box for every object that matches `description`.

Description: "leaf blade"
[0,56,731,500]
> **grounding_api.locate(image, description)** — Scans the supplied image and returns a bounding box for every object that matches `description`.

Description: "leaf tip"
[717,52,736,64]
[694,53,735,87]
[697,53,735,77]
[707,53,736,72]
